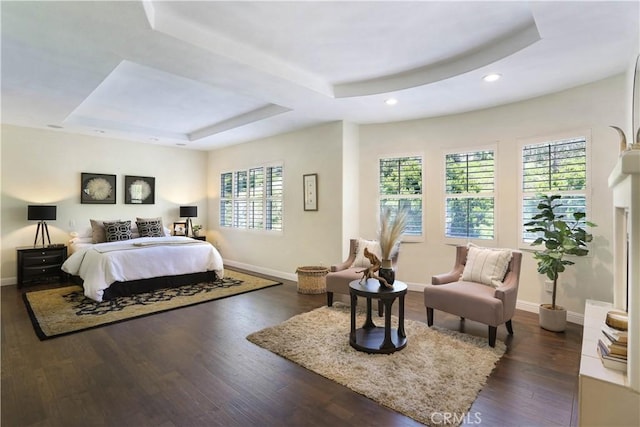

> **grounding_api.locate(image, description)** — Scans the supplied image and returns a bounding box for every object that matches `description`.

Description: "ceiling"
[2,1,639,151]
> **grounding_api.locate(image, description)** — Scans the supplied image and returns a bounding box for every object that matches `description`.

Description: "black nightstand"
[17,245,67,288]
[191,236,206,241]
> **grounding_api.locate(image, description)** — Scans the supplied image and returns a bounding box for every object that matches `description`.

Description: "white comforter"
[62,236,224,302]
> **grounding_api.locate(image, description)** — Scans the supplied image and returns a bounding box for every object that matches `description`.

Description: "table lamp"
[28,205,56,246]
[180,206,197,237]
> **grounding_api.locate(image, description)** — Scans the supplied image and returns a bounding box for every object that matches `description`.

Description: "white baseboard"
[223,260,298,282]
[1,277,17,287]
[516,300,584,325]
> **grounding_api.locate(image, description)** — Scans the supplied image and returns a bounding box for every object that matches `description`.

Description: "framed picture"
[303,173,318,211]
[125,175,155,204]
[81,173,116,204]
[173,221,186,236]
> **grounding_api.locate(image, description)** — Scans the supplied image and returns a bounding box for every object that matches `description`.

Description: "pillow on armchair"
[460,243,512,287]
[350,238,382,268]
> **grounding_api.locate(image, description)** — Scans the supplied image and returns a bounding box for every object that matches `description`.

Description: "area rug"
[247,303,505,426]
[24,270,281,340]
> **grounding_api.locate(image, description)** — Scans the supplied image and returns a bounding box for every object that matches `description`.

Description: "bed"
[62,219,224,302]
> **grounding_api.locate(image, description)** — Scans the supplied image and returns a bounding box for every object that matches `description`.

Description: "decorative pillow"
[103,220,132,242]
[351,238,383,268]
[90,219,119,243]
[136,217,163,228]
[461,243,512,288]
[136,219,164,237]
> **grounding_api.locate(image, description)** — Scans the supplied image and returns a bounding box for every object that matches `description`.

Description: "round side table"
[349,278,407,354]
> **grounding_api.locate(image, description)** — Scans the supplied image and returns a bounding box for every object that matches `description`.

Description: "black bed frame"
[70,271,218,300]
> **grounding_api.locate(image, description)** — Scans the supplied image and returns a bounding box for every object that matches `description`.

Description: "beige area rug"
[24,270,281,340]
[247,303,506,426]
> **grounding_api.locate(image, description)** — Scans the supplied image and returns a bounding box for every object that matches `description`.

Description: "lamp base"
[34,221,51,247]
[185,218,193,237]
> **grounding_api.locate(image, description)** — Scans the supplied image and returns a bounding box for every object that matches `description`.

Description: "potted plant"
[525,194,596,331]
[192,225,203,237]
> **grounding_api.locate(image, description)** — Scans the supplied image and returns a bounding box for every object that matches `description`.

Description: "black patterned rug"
[23,269,281,340]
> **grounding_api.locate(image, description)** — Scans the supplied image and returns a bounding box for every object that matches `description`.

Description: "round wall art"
[81,173,116,204]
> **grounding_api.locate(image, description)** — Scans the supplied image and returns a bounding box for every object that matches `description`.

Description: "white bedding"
[62,236,224,302]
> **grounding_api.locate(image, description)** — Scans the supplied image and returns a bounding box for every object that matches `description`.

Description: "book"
[601,323,628,344]
[597,344,628,372]
[598,337,628,358]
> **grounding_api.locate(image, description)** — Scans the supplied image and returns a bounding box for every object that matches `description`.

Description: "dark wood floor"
[2,271,583,427]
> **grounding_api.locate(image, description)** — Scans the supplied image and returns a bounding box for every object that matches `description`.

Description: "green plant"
[524,194,596,309]
[192,225,202,233]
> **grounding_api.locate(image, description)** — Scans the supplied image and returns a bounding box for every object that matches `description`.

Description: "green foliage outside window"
[379,156,422,236]
[522,138,587,242]
[445,150,494,239]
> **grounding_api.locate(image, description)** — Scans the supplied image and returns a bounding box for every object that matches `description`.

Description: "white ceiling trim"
[334,18,541,98]
[145,0,333,98]
[189,104,292,141]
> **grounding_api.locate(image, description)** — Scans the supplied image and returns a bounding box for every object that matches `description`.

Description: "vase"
[539,304,567,332]
[378,259,395,287]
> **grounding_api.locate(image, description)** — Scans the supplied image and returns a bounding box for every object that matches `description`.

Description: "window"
[445,149,495,239]
[379,155,422,237]
[220,165,283,231]
[521,136,588,242]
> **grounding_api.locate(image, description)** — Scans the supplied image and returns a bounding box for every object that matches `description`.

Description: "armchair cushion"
[426,281,505,326]
[351,238,382,268]
[461,244,512,288]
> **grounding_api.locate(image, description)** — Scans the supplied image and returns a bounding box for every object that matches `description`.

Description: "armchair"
[424,245,522,347]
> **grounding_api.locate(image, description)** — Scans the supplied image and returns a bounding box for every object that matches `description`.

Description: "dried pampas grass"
[379,207,407,260]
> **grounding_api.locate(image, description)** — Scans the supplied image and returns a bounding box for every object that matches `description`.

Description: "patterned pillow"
[103,220,132,242]
[136,219,164,237]
[461,243,512,287]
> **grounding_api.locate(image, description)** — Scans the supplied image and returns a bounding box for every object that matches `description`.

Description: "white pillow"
[461,243,512,288]
[351,238,382,268]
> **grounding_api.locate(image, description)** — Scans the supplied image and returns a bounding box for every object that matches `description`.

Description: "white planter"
[539,304,567,332]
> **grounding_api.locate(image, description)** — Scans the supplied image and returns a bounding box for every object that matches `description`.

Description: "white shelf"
[579,300,627,385]
[578,300,639,426]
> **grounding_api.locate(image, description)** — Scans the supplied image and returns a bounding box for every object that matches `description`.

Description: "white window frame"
[443,145,497,244]
[518,130,591,249]
[378,153,424,242]
[219,163,284,232]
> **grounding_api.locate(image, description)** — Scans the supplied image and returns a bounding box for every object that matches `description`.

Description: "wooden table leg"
[380,297,395,350]
[398,293,406,338]
[363,297,375,329]
[350,291,357,343]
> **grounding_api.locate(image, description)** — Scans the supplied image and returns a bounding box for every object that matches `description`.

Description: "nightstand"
[17,245,67,288]
[192,236,206,241]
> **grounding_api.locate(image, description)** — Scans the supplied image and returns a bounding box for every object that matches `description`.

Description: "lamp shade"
[28,205,56,221]
[180,206,197,217]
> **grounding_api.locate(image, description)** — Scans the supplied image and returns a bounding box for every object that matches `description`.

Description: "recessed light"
[385,98,398,106]
[93,129,105,134]
[483,73,502,82]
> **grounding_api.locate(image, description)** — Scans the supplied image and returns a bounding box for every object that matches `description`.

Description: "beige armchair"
[326,239,399,313]
[424,245,522,347]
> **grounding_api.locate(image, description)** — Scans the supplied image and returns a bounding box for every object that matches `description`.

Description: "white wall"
[1,125,208,283]
[1,74,628,317]
[358,75,625,315]
[207,122,347,279]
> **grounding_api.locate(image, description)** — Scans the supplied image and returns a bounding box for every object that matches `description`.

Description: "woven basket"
[295,266,329,294]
